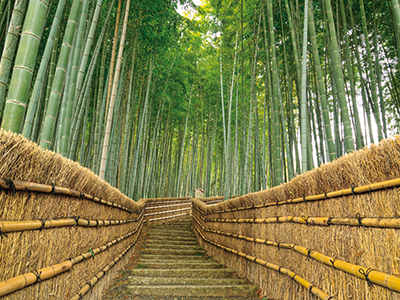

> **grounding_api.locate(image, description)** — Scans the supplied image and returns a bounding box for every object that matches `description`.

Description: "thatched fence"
[192,136,400,300]
[0,130,198,299]
[2,129,400,299]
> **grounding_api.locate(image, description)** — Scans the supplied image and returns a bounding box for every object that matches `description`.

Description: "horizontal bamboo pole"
[192,219,334,300]
[0,216,145,297]
[70,219,144,265]
[195,210,400,229]
[193,214,400,293]
[70,226,143,300]
[0,210,144,233]
[145,202,192,210]
[0,179,140,213]
[0,261,73,297]
[148,212,190,222]
[144,207,191,217]
[195,177,400,215]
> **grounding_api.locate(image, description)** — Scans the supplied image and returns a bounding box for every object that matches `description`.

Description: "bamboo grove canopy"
[0,0,399,200]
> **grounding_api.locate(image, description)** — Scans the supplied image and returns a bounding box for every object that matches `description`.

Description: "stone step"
[128,276,248,286]
[147,228,194,233]
[127,284,259,297]
[152,221,191,226]
[148,225,191,229]
[145,244,202,250]
[146,233,196,239]
[151,223,192,226]
[131,268,235,278]
[135,261,223,269]
[144,239,198,245]
[141,254,211,261]
[144,248,206,256]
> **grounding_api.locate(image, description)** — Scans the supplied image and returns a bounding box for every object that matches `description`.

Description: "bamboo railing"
[0,178,194,299]
[192,174,400,300]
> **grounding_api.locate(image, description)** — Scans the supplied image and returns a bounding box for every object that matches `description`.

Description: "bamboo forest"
[0,0,399,200]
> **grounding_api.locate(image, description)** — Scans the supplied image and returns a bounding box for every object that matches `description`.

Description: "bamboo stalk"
[0,179,139,213]
[0,261,73,297]
[148,213,190,223]
[144,207,191,217]
[192,220,334,300]
[0,211,144,233]
[193,215,400,293]
[145,202,193,210]
[195,212,400,229]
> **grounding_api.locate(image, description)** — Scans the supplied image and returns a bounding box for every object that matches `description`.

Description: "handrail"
[0,209,145,233]
[194,208,400,229]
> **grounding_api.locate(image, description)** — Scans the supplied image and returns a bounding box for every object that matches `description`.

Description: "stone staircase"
[127,218,259,298]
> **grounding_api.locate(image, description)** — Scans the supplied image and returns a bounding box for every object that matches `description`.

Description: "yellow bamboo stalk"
[192,220,334,300]
[0,179,138,213]
[0,209,145,233]
[0,261,73,297]
[148,213,189,222]
[193,215,400,293]
[144,207,191,217]
[195,213,400,229]
[145,202,192,210]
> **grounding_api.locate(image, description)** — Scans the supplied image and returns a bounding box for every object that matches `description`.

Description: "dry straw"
[192,220,334,300]
[192,136,400,300]
[0,130,197,299]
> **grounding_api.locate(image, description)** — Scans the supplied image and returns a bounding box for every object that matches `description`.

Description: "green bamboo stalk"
[0,0,28,121]
[324,0,354,153]
[348,5,374,144]
[224,31,238,199]
[1,0,50,133]
[119,57,135,193]
[92,31,109,174]
[75,0,111,103]
[359,0,383,142]
[308,1,336,161]
[265,1,283,185]
[339,0,363,149]
[57,0,89,156]
[99,0,131,180]
[22,0,66,138]
[300,0,309,173]
[283,0,301,95]
[0,0,6,24]
[372,4,387,138]
[392,0,400,60]
[175,85,192,195]
[38,0,82,148]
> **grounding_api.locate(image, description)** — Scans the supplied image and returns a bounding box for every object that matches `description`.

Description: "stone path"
[102,218,261,300]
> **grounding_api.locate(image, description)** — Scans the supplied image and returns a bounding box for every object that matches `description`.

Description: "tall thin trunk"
[99,0,131,180]
[324,0,354,152]
[2,0,50,133]
[300,0,309,173]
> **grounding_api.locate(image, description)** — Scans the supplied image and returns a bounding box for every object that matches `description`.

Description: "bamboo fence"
[0,130,195,299]
[192,136,400,300]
